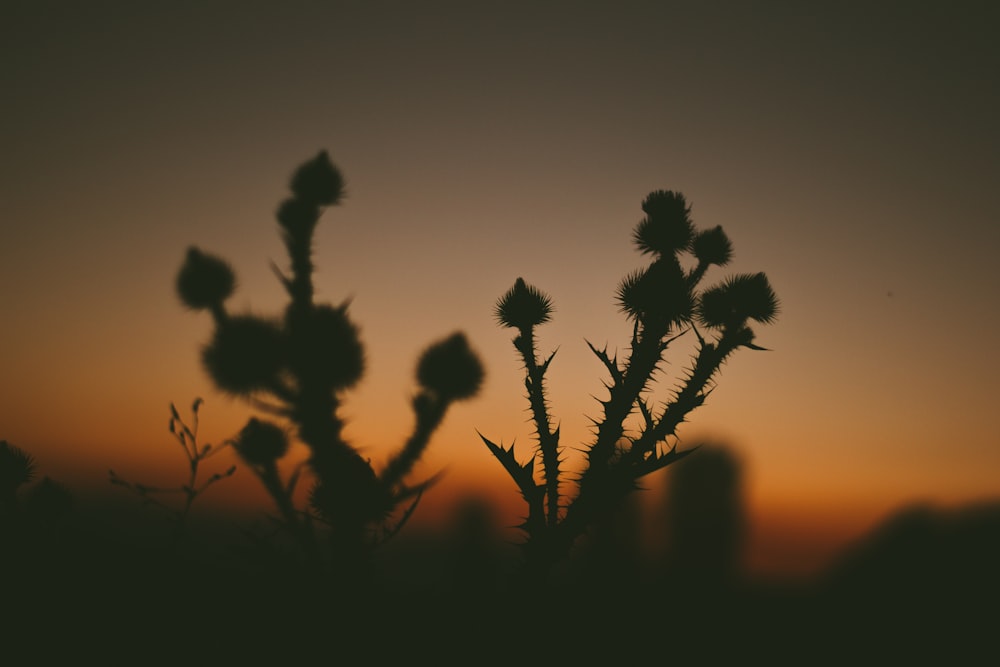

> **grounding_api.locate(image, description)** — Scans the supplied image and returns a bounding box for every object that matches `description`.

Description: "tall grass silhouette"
[176,151,484,580]
[109,398,236,548]
[480,190,779,583]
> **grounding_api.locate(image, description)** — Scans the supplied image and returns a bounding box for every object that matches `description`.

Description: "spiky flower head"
[692,226,733,267]
[616,256,693,328]
[202,315,285,396]
[290,150,345,207]
[634,190,694,255]
[0,440,36,494]
[234,418,289,466]
[176,247,235,311]
[495,278,553,329]
[697,272,780,329]
[286,303,365,391]
[417,332,485,401]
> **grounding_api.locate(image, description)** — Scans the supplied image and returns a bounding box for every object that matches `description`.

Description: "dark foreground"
[5,498,999,662]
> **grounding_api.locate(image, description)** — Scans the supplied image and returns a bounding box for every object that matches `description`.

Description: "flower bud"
[201,315,285,396]
[286,304,364,391]
[234,418,288,466]
[417,332,484,401]
[616,256,693,327]
[634,190,694,255]
[692,226,733,267]
[290,150,345,206]
[176,247,235,311]
[494,278,553,329]
[697,273,779,329]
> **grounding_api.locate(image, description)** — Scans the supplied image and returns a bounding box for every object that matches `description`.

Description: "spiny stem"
[285,228,316,311]
[632,328,743,464]
[581,322,666,485]
[381,393,447,491]
[516,326,560,526]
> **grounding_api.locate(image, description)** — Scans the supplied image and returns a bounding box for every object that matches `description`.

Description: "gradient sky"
[3,1,998,577]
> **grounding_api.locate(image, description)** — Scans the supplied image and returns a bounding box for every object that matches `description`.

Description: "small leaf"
[478,432,537,496]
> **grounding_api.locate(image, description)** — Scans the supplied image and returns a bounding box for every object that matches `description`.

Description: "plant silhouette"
[176,151,484,578]
[109,398,236,548]
[480,190,778,583]
[1,440,73,528]
[0,440,37,515]
[1,440,74,574]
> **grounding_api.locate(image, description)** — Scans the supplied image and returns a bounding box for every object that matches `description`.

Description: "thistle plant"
[176,151,484,575]
[2,440,73,548]
[480,190,778,583]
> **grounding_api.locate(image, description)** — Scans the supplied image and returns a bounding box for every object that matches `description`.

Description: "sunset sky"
[3,1,998,578]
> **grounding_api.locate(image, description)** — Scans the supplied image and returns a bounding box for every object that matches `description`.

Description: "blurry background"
[3,0,998,580]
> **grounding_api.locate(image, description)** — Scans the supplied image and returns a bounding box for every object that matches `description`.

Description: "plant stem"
[516,326,560,526]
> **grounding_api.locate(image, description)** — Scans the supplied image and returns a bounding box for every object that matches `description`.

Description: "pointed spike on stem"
[539,347,559,373]
[269,261,293,294]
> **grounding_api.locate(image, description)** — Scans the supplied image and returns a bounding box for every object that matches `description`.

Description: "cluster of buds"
[176,152,484,565]
[481,188,778,580]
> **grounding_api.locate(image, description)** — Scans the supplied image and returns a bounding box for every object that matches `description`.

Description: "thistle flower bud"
[290,150,345,206]
[634,190,694,255]
[692,226,733,267]
[234,418,289,466]
[417,332,485,402]
[201,315,285,396]
[616,256,693,327]
[697,272,780,329]
[176,247,235,311]
[495,278,553,329]
[286,304,364,391]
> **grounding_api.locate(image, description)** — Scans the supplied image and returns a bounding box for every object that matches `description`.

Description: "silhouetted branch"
[110,399,236,546]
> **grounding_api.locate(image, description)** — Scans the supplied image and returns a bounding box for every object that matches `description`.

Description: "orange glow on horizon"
[25,413,959,582]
